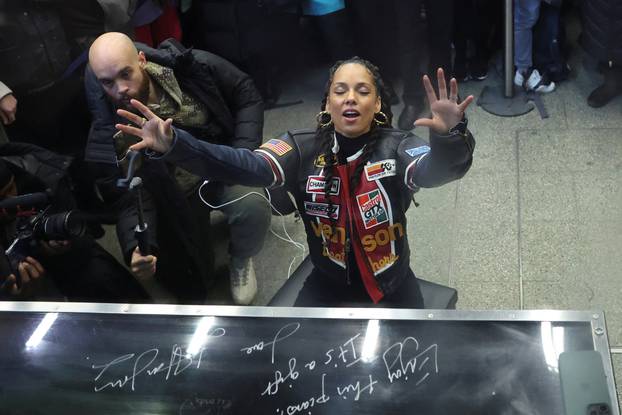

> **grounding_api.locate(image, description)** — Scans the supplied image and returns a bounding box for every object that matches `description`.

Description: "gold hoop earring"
[374,111,389,126]
[316,110,333,128]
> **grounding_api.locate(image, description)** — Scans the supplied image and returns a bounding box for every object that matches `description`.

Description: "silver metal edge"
[591,312,621,415]
[1,302,617,411]
[0,301,603,322]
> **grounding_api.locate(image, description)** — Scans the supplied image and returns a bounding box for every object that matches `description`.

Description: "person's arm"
[161,127,277,186]
[0,81,17,125]
[115,99,276,188]
[399,68,475,190]
[398,122,474,190]
[191,49,264,149]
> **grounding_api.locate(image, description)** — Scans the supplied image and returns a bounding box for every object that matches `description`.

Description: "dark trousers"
[345,0,399,80]
[396,0,454,104]
[306,9,354,62]
[453,0,500,74]
[294,267,424,308]
[43,240,149,303]
[4,77,90,156]
[533,2,569,82]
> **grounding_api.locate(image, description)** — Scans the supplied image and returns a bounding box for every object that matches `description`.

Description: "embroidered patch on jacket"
[304,201,340,219]
[314,153,336,167]
[356,189,389,229]
[314,153,327,167]
[306,176,341,194]
[405,146,430,158]
[364,159,397,181]
[260,139,292,156]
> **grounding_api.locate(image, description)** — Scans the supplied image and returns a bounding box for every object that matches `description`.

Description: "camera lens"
[40,211,85,240]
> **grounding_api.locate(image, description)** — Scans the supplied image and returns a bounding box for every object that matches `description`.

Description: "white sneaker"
[514,69,526,87]
[515,68,555,93]
[230,257,257,305]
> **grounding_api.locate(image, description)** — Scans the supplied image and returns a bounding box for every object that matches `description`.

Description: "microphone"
[0,192,48,216]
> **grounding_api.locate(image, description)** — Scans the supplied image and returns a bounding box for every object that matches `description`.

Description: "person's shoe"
[398,99,426,130]
[452,61,470,82]
[587,83,622,108]
[516,68,555,93]
[470,61,488,81]
[230,256,257,305]
[514,69,526,88]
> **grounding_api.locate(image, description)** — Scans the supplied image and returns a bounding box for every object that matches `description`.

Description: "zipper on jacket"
[344,236,351,285]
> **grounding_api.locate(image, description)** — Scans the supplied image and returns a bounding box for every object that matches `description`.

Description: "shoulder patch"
[260,139,292,156]
[405,145,430,158]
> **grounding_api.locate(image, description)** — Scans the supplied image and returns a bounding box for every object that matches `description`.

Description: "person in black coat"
[581,0,622,107]
[0,142,148,302]
[85,33,271,305]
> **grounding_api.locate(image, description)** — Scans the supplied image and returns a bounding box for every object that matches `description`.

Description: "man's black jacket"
[0,142,94,266]
[84,38,264,164]
[83,39,264,301]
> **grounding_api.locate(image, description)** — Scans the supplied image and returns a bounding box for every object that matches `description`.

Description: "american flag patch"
[260,139,293,156]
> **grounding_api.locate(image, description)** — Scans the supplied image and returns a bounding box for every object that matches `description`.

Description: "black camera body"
[0,205,86,287]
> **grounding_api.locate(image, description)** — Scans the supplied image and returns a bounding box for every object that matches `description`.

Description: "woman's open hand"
[115,99,174,154]
[414,68,474,134]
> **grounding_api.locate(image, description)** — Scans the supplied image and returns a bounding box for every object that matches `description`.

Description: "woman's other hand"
[414,68,474,134]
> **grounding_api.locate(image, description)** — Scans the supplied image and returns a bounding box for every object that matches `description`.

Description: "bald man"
[84,33,270,305]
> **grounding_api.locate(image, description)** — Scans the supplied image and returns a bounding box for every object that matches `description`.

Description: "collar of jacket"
[137,39,197,73]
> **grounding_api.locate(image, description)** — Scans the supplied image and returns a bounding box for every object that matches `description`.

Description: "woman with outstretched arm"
[116,58,475,308]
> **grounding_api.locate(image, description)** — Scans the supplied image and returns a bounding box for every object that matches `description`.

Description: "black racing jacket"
[159,125,475,302]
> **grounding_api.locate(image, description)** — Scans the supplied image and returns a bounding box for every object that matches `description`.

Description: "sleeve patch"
[260,139,293,156]
[404,145,430,158]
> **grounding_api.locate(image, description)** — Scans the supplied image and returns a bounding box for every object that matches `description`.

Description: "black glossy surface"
[0,312,595,414]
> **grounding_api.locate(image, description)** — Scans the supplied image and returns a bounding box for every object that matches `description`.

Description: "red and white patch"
[356,189,389,229]
[304,201,340,219]
[306,176,341,195]
[364,159,396,181]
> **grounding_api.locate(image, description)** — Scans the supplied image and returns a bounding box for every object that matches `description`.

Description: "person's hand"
[130,246,157,280]
[116,99,174,154]
[40,240,71,256]
[0,256,46,299]
[0,93,17,125]
[414,68,474,134]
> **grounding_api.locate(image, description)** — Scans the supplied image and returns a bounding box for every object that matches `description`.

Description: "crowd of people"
[0,0,620,307]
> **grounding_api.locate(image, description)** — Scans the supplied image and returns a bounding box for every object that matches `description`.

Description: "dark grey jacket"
[581,0,622,65]
[0,0,71,95]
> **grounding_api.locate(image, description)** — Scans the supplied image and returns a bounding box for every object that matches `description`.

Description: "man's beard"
[116,71,150,111]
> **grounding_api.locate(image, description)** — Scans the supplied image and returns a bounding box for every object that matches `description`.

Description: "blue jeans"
[514,0,541,71]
